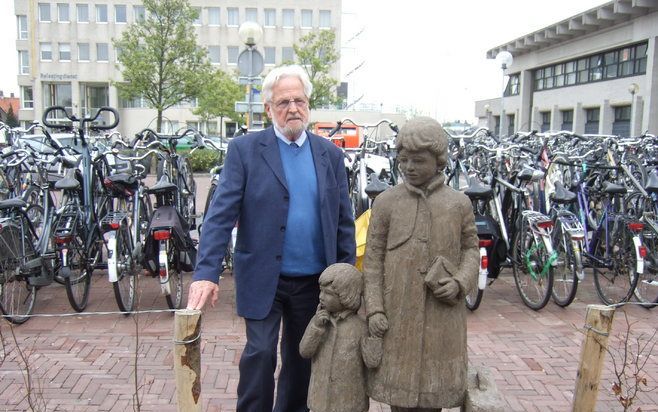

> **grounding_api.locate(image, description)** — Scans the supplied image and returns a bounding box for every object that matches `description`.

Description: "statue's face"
[319,286,342,313]
[398,148,439,188]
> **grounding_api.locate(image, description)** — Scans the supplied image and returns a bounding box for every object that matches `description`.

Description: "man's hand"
[433,278,460,302]
[186,280,220,310]
[368,312,389,338]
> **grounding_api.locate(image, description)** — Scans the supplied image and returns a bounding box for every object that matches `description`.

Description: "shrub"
[178,149,225,172]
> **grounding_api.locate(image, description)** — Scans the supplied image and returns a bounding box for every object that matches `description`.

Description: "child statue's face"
[398,148,439,188]
[319,286,342,313]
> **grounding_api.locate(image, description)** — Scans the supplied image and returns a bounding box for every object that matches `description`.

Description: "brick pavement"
[1,174,656,411]
[1,270,656,412]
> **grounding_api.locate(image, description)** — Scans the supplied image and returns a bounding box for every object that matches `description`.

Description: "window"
[504,73,520,96]
[18,50,30,75]
[58,3,70,22]
[227,8,239,26]
[585,108,600,134]
[97,43,109,62]
[560,110,573,131]
[264,8,276,26]
[192,7,201,25]
[78,43,90,61]
[80,84,109,117]
[21,86,34,109]
[282,47,294,63]
[77,4,89,22]
[282,9,294,27]
[17,15,28,39]
[319,10,331,28]
[207,121,218,135]
[227,46,239,64]
[540,111,551,132]
[40,43,53,61]
[115,5,127,23]
[133,5,145,22]
[59,43,71,61]
[187,121,199,131]
[612,106,631,136]
[507,114,515,136]
[208,46,220,64]
[264,47,275,65]
[39,3,51,22]
[245,8,257,22]
[534,42,648,92]
[115,46,123,62]
[96,4,108,23]
[43,83,73,112]
[208,7,220,26]
[301,10,312,28]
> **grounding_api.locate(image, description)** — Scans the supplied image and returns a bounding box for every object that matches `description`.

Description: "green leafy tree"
[193,69,243,136]
[292,30,341,109]
[113,0,211,132]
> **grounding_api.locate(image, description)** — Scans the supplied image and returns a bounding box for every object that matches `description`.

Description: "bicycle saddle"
[0,198,28,210]
[645,171,658,194]
[550,181,577,204]
[517,166,544,182]
[55,168,80,190]
[147,175,178,194]
[602,181,627,195]
[464,179,493,200]
[365,173,389,199]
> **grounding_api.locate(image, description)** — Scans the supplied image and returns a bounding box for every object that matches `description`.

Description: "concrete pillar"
[551,105,559,131]
[574,102,585,134]
[631,95,644,136]
[518,70,534,132]
[600,99,613,135]
[645,36,658,134]
[531,106,540,132]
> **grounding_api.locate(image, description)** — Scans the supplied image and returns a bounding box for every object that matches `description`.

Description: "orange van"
[313,122,360,148]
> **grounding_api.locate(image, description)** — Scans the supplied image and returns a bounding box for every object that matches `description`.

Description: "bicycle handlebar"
[42,106,120,131]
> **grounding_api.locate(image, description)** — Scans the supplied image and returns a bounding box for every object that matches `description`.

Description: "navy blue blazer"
[194,127,356,319]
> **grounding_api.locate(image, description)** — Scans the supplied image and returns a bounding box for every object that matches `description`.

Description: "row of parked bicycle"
[0,106,223,324]
[342,119,658,311]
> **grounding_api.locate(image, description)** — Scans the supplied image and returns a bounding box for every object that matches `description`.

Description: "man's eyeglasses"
[273,98,308,110]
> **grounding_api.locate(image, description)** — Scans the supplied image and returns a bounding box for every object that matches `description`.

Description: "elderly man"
[187,65,355,412]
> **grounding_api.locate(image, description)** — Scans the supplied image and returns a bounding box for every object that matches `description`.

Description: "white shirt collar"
[273,124,308,147]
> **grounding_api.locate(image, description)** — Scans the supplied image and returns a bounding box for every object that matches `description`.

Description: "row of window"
[22,42,298,68]
[34,4,332,29]
[534,42,647,91]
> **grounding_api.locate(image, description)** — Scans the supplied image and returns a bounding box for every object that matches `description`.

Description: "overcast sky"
[0,0,607,122]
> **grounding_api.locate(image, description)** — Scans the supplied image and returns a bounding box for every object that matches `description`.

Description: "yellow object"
[355,209,371,271]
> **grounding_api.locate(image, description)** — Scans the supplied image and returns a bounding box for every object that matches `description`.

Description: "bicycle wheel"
[112,222,136,313]
[201,179,218,235]
[350,170,369,218]
[0,221,37,324]
[593,225,640,305]
[512,221,554,310]
[178,158,197,229]
[59,212,92,312]
[551,220,579,307]
[164,241,183,310]
[465,287,483,311]
[635,224,658,307]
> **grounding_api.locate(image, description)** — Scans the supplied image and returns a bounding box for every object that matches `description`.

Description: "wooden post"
[174,309,202,412]
[571,304,615,412]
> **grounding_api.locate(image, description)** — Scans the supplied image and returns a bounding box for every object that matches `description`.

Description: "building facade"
[475,1,658,137]
[14,0,341,136]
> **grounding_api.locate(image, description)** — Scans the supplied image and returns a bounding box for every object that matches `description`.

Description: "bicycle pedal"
[23,257,43,271]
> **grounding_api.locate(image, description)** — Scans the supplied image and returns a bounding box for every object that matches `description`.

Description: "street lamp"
[628,82,639,135]
[495,51,513,136]
[237,22,264,130]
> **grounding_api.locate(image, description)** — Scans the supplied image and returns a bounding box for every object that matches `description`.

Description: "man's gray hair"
[262,65,313,102]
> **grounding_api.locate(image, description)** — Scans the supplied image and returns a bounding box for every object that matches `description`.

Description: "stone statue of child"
[363,116,480,412]
[299,263,380,412]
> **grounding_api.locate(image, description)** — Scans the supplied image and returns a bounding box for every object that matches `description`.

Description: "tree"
[193,69,243,136]
[5,105,19,127]
[113,0,211,132]
[292,30,341,109]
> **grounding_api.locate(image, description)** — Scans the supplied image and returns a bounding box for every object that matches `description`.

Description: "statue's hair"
[319,263,363,312]
[395,116,449,169]
[262,65,313,103]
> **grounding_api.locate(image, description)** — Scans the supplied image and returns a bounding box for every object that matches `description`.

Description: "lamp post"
[495,51,513,136]
[628,82,639,136]
[237,22,264,130]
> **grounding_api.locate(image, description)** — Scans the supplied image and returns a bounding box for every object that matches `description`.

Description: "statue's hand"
[433,278,460,302]
[313,308,330,328]
[368,313,389,338]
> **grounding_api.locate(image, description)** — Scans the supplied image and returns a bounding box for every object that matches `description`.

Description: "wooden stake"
[174,309,202,412]
[571,304,615,412]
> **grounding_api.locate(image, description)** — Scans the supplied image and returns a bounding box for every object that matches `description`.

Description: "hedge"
[176,149,225,172]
